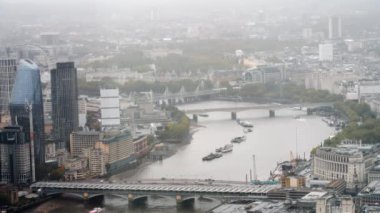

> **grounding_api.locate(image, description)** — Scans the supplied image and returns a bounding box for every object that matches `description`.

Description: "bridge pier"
[193,114,198,122]
[176,195,195,208]
[87,194,104,204]
[269,109,275,118]
[307,108,312,115]
[231,112,237,120]
[128,194,148,206]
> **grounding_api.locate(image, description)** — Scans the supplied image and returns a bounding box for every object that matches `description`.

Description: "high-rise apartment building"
[0,59,17,114]
[328,16,342,39]
[51,62,79,149]
[9,59,45,165]
[0,126,31,185]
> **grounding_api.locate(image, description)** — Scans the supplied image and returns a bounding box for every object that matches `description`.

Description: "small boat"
[198,114,209,117]
[240,121,253,128]
[214,153,223,158]
[221,144,233,153]
[244,128,253,133]
[231,136,246,143]
[231,137,242,143]
[215,147,223,152]
[202,153,217,161]
[89,207,103,213]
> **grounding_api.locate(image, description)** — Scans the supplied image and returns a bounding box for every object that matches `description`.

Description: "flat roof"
[301,191,328,200]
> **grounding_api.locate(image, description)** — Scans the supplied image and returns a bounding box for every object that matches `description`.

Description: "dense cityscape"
[1,0,380,212]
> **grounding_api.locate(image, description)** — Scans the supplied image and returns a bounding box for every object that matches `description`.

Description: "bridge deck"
[31,181,279,197]
[183,102,333,114]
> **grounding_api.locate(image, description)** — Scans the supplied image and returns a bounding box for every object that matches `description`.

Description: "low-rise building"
[312,140,379,189]
[357,180,380,207]
[280,176,306,188]
[133,135,149,159]
[316,195,355,213]
[63,156,88,180]
[83,147,108,177]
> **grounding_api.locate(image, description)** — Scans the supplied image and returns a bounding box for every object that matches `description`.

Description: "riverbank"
[109,126,201,182]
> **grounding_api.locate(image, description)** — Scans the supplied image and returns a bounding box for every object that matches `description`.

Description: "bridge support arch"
[231,112,237,120]
[176,195,195,208]
[128,194,148,206]
[269,109,275,118]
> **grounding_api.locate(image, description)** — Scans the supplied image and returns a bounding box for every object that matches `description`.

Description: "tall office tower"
[0,59,17,115]
[51,62,79,150]
[0,126,31,185]
[9,59,45,165]
[100,88,120,129]
[328,16,342,39]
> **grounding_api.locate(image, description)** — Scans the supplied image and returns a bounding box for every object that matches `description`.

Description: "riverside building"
[312,140,379,189]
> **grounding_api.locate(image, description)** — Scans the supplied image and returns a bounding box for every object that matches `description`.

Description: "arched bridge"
[31,181,279,207]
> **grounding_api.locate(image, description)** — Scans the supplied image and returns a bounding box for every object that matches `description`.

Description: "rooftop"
[301,191,328,200]
[359,180,380,196]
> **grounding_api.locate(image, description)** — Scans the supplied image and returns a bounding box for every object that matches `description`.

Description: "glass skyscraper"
[51,62,79,150]
[0,59,17,115]
[0,126,31,185]
[9,59,45,165]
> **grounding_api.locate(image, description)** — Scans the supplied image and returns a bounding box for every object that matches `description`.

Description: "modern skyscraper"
[0,59,17,115]
[51,62,79,150]
[9,59,45,165]
[328,16,342,39]
[0,126,31,185]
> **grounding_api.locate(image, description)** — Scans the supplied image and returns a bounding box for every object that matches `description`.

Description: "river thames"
[32,101,335,213]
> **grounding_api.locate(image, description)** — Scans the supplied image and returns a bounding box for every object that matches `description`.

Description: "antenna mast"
[253,155,257,181]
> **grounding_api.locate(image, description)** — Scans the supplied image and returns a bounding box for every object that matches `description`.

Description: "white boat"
[89,207,103,213]
[221,144,233,153]
[240,121,253,128]
[231,136,246,143]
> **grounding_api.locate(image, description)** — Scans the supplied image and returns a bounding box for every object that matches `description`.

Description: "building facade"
[100,88,120,129]
[133,135,149,159]
[0,126,31,185]
[51,62,79,150]
[312,141,379,189]
[99,131,136,174]
[319,43,334,61]
[9,59,45,165]
[316,195,355,213]
[69,131,100,157]
[0,59,17,115]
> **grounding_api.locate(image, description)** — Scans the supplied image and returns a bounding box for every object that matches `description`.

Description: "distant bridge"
[31,181,279,206]
[182,102,334,120]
